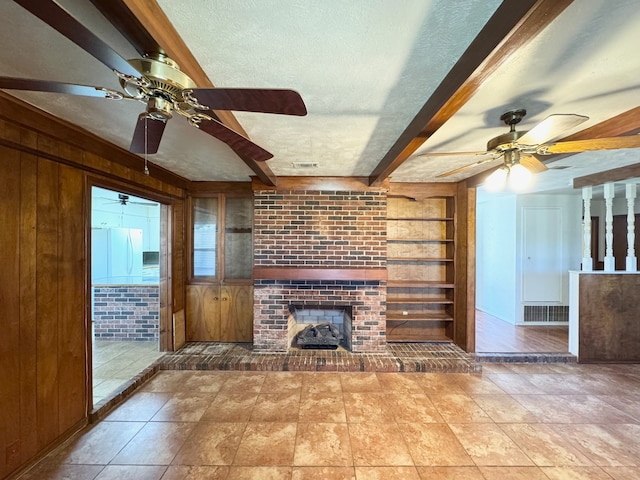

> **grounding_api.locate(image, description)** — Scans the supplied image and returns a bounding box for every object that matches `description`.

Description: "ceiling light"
[483,150,532,192]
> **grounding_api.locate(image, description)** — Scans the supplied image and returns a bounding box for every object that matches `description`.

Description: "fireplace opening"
[288,304,352,350]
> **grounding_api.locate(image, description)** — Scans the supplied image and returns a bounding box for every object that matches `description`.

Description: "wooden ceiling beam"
[368,0,575,186]
[573,162,640,188]
[92,0,278,186]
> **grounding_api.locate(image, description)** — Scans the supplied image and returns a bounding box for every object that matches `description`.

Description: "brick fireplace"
[252,179,387,353]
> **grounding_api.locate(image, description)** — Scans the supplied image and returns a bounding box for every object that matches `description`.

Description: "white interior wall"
[476,191,517,324]
[476,190,582,325]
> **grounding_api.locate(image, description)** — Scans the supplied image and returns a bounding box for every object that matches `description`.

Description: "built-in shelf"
[386,195,456,342]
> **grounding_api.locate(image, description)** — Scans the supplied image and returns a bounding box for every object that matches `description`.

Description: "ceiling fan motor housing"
[121,54,197,105]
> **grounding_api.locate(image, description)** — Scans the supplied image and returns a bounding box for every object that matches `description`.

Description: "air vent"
[523,305,568,323]
[549,165,572,170]
[291,161,319,169]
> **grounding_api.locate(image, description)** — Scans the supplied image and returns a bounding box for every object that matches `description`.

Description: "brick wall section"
[253,190,387,267]
[253,189,387,352]
[93,286,159,341]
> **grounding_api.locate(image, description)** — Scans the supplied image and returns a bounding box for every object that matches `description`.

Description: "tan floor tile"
[172,422,245,466]
[478,466,549,479]
[484,374,545,395]
[94,465,166,480]
[375,373,423,392]
[160,465,230,479]
[294,423,352,466]
[380,393,441,425]
[234,422,297,465]
[200,391,258,422]
[298,391,346,423]
[524,374,594,395]
[182,371,229,394]
[450,373,506,395]
[300,372,343,394]
[226,466,292,479]
[141,372,195,393]
[340,373,382,392]
[602,466,640,479]
[151,392,215,422]
[597,395,640,422]
[551,424,640,466]
[499,423,594,467]
[250,392,300,422]
[261,372,305,393]
[471,394,538,423]
[428,394,492,423]
[415,373,465,394]
[349,422,413,466]
[448,423,533,467]
[354,466,421,479]
[20,462,104,480]
[343,392,396,423]
[56,421,145,464]
[416,466,485,479]
[399,423,473,466]
[105,392,171,421]
[291,466,355,480]
[220,373,266,394]
[541,466,616,479]
[510,394,578,423]
[111,422,195,465]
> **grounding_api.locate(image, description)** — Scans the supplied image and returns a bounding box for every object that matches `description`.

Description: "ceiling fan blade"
[436,155,498,178]
[195,116,274,161]
[129,114,167,154]
[188,88,307,116]
[0,76,126,99]
[518,114,589,146]
[538,135,640,155]
[519,154,548,173]
[13,0,142,78]
[417,151,488,158]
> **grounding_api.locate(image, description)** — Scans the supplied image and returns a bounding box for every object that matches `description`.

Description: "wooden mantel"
[253,267,387,281]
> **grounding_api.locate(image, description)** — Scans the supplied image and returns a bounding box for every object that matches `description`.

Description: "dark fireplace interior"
[288,304,353,350]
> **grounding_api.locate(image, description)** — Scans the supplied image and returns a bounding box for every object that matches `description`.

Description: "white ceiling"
[1,0,639,194]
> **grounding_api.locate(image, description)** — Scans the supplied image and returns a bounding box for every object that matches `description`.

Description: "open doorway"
[474,189,570,354]
[90,186,164,405]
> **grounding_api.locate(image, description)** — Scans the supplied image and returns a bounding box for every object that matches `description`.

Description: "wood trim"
[190,181,253,195]
[252,176,390,192]
[253,267,387,281]
[105,0,278,186]
[388,182,456,199]
[573,162,640,189]
[0,93,190,191]
[368,0,574,186]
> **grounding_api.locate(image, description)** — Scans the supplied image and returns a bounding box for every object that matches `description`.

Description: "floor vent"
[523,305,568,323]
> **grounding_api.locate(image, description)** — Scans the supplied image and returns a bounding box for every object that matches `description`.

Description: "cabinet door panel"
[220,285,253,342]
[187,285,221,340]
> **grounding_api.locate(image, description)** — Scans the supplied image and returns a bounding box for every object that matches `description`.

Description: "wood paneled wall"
[0,93,187,479]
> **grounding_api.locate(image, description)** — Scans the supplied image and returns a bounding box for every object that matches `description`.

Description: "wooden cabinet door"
[186,285,221,341]
[220,285,253,342]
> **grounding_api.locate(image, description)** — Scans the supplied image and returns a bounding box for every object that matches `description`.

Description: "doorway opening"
[90,186,164,406]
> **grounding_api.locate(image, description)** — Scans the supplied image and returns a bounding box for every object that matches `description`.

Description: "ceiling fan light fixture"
[484,165,509,192]
[508,162,533,191]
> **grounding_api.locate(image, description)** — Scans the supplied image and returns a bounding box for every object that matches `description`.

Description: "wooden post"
[582,186,593,271]
[626,183,637,272]
[604,183,615,272]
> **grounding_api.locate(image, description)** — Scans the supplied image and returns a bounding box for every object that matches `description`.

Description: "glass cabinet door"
[224,197,253,279]
[192,197,218,278]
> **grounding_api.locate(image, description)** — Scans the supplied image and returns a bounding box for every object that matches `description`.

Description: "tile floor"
[21,362,640,480]
[93,340,164,405]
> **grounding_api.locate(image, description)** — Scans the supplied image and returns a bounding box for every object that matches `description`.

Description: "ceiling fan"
[101,194,158,206]
[418,108,640,180]
[0,0,307,162]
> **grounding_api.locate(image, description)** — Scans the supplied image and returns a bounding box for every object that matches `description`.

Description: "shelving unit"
[386,196,456,342]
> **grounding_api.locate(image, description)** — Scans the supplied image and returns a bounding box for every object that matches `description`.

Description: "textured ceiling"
[0,0,639,193]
